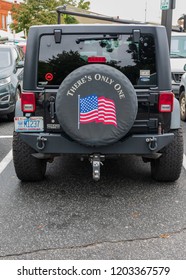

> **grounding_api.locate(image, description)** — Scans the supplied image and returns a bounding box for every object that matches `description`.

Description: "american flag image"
[79,94,117,127]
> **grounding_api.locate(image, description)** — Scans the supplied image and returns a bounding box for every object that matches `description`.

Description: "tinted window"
[0,48,12,68]
[38,33,157,88]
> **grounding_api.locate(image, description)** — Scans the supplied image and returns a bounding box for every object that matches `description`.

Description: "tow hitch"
[89,154,105,181]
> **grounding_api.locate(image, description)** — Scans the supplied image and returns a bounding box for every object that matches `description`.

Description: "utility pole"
[161,0,176,50]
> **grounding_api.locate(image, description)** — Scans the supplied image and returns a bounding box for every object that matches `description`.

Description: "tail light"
[21,92,36,113]
[158,92,174,113]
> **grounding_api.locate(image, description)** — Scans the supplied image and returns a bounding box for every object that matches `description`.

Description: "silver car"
[0,44,24,121]
[179,66,186,121]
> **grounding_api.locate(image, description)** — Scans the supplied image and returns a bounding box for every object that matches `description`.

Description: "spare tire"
[56,64,137,147]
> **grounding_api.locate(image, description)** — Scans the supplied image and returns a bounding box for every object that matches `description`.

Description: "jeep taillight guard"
[21,92,36,113]
[158,92,174,113]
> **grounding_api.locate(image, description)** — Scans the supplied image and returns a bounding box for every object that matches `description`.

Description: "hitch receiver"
[89,154,104,181]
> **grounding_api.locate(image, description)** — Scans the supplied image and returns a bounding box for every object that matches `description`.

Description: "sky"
[89,0,185,26]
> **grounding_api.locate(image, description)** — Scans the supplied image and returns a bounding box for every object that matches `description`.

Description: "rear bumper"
[19,132,174,155]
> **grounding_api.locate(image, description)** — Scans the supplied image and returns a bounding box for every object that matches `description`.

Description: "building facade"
[0,0,21,31]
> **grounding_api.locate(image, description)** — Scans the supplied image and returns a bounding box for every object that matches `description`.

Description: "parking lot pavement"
[0,119,186,260]
[2,230,186,260]
[0,117,14,135]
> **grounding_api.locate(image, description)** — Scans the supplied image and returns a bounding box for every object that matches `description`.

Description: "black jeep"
[13,9,183,182]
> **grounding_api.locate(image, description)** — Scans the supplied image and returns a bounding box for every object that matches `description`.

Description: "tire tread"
[13,132,46,181]
[151,128,183,182]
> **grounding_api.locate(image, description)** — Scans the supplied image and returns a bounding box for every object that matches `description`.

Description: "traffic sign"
[160,0,170,10]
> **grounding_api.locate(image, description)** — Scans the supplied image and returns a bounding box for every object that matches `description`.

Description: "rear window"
[38,33,157,88]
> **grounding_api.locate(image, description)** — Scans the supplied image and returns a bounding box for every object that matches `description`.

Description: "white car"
[170,32,186,98]
[179,69,186,121]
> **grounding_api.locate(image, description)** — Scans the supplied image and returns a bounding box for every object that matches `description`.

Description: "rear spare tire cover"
[56,64,138,146]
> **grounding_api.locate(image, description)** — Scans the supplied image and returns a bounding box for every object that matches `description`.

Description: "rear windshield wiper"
[76,35,119,44]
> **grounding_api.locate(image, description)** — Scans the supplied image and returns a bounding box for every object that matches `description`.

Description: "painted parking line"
[0,149,12,174]
[0,136,13,174]
[183,154,186,171]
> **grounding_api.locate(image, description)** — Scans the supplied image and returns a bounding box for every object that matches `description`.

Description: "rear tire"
[13,132,47,181]
[179,91,186,121]
[151,128,183,182]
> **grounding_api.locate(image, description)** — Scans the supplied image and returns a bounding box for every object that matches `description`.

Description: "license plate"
[14,117,44,132]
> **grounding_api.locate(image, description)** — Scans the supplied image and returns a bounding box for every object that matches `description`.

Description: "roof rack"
[56,5,144,25]
[56,5,185,35]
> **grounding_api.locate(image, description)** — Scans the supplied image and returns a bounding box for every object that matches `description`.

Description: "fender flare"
[170,97,180,129]
[15,99,23,117]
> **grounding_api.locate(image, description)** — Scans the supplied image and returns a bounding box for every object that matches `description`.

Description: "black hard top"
[23,23,171,91]
[29,23,165,34]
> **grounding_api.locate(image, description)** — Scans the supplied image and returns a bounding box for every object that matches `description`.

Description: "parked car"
[17,42,27,54]
[0,44,24,121]
[179,67,186,121]
[13,11,183,183]
[170,32,186,98]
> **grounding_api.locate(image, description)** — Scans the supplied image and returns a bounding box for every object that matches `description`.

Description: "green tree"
[11,0,90,35]
[77,0,90,10]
